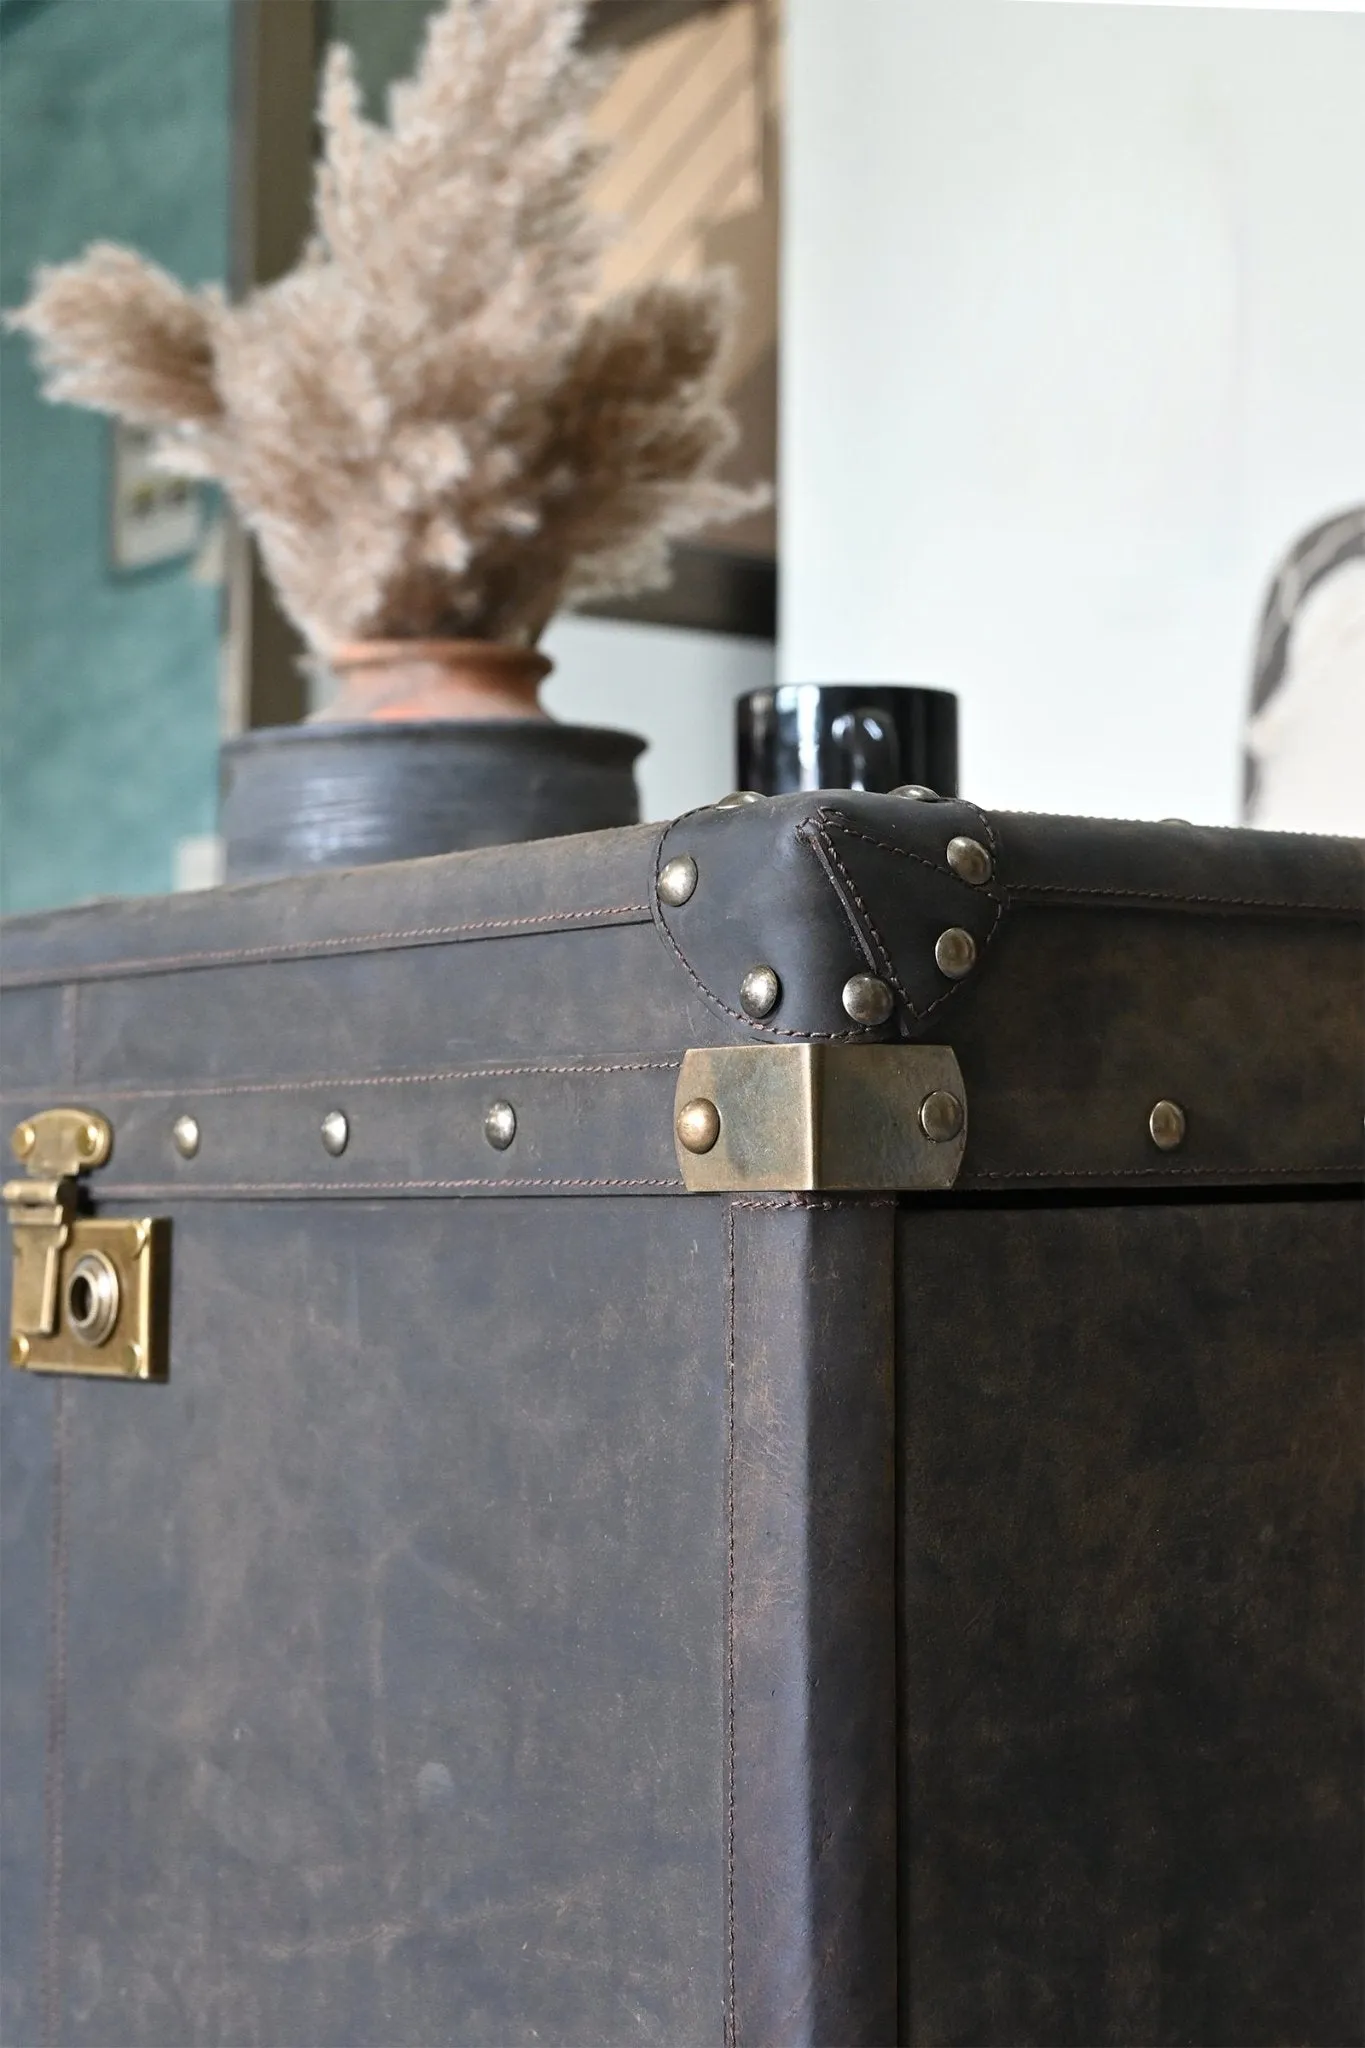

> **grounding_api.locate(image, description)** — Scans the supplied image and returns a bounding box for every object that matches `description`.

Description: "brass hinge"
[673,1044,967,1193]
[5,1108,167,1379]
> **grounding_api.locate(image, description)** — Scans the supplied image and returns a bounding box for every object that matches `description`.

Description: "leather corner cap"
[651,792,1006,1040]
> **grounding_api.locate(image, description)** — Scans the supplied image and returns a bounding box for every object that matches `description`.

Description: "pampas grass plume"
[8,0,764,652]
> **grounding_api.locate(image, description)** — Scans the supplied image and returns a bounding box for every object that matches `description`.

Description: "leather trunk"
[1,793,1360,2048]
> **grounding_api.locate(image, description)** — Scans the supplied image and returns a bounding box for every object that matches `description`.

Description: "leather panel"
[897,1194,1363,2047]
[0,824,662,989]
[0,1365,57,2048]
[728,1198,898,2047]
[23,1198,728,2047]
[936,904,1363,1187]
[991,811,1363,914]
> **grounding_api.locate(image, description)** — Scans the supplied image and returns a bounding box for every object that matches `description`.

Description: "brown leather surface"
[2,805,1361,2047]
[6,1197,731,2047]
[898,1192,1363,2047]
[727,1198,898,2046]
[937,902,1363,1188]
[4,801,1359,1188]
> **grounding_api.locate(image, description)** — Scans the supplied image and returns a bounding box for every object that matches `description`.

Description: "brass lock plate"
[6,1108,168,1381]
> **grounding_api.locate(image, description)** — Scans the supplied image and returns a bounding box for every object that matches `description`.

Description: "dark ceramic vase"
[219,720,646,884]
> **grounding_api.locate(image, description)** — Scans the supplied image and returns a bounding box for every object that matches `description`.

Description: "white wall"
[542,613,776,822]
[782,0,1365,822]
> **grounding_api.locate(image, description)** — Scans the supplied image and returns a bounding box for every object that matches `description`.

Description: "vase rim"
[328,638,553,680]
[222,719,647,763]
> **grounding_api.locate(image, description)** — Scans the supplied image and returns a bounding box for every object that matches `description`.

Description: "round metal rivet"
[946,836,992,887]
[11,1121,36,1161]
[484,1101,517,1151]
[77,1120,102,1160]
[321,1109,349,1157]
[739,965,781,1019]
[891,785,941,801]
[677,1097,721,1155]
[172,1114,201,1160]
[841,974,895,1027]
[1149,1099,1187,1151]
[11,1334,30,1367]
[1159,818,1192,827]
[715,790,762,810]
[65,1251,121,1348]
[934,928,977,979]
[122,1342,143,1377]
[658,855,698,908]
[919,1090,965,1143]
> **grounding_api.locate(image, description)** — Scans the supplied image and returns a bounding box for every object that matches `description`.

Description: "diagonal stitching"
[815,802,1008,1024]
[800,818,913,1010]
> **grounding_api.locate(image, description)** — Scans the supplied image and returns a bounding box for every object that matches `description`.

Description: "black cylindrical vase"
[736,684,959,798]
[220,720,646,884]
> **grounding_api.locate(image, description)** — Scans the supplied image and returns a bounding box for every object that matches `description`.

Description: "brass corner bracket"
[673,1044,967,1194]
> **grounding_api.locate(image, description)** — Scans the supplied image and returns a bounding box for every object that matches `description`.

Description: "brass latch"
[673,1044,968,1193]
[5,1108,167,1379]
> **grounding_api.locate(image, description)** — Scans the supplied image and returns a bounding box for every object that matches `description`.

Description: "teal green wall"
[0,0,231,914]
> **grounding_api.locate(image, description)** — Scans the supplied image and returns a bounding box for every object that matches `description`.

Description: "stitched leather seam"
[989,807,1364,839]
[0,904,653,989]
[41,1385,69,2048]
[730,1193,897,1210]
[32,1061,682,1103]
[724,1206,738,2048]
[1003,882,1361,913]
[651,889,869,1041]
[650,813,903,1041]
[814,811,947,881]
[817,802,1008,1024]
[94,1176,686,1195]
[800,819,910,1004]
[970,1163,1358,1182]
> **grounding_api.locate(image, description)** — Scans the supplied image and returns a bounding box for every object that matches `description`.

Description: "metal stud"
[934,928,977,979]
[946,836,992,886]
[484,1101,517,1151]
[1148,1099,1187,1152]
[714,790,762,810]
[841,973,895,1027]
[657,855,698,908]
[891,785,941,801]
[320,1109,350,1157]
[172,1113,201,1160]
[739,965,781,1019]
[919,1090,965,1143]
[677,1097,721,1154]
[11,1121,35,1161]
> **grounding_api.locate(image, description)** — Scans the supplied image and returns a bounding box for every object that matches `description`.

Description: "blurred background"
[1,0,1362,914]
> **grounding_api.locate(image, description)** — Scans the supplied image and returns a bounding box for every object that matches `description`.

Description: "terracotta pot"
[315,639,553,724]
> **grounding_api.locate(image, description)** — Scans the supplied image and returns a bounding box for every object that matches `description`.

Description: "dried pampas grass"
[8,0,764,652]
